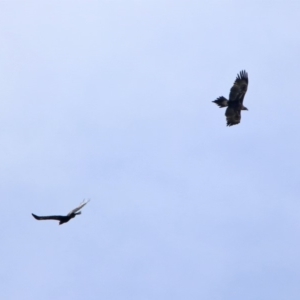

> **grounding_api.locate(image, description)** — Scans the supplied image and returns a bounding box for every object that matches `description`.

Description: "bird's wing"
[67,199,90,215]
[225,107,241,126]
[32,213,63,221]
[229,70,248,103]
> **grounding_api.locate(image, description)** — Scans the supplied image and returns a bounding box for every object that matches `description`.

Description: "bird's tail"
[212,96,228,108]
[75,211,82,215]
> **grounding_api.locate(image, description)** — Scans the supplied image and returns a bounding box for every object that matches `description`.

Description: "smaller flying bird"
[32,199,90,225]
[212,70,249,126]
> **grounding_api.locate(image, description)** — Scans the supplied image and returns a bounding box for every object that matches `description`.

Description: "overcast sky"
[1,1,300,299]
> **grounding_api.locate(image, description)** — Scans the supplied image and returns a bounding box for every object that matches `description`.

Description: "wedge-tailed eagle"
[32,199,90,225]
[212,70,249,126]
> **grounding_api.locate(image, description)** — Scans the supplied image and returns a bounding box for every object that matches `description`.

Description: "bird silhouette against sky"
[212,70,249,126]
[32,199,90,225]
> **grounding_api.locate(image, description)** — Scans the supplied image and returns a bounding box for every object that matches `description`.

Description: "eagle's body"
[32,200,90,225]
[212,70,249,126]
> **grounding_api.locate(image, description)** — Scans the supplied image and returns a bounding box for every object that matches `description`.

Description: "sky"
[1,1,300,299]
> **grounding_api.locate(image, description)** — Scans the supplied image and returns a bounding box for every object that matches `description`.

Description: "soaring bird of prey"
[212,70,249,126]
[32,199,90,225]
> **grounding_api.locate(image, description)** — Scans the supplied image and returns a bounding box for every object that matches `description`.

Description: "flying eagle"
[32,199,90,225]
[212,70,249,126]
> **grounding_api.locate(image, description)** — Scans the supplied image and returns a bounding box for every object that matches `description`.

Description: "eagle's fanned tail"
[212,96,228,108]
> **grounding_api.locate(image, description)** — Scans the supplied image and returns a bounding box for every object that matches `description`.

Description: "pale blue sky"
[1,1,300,299]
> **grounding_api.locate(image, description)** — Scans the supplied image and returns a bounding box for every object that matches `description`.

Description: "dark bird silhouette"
[212,70,249,126]
[32,199,90,225]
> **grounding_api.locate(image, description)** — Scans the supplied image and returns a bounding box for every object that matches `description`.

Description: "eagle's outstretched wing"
[225,107,241,126]
[229,70,248,103]
[67,199,90,216]
[32,213,64,221]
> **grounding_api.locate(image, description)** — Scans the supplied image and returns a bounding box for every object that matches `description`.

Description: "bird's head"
[70,212,81,219]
